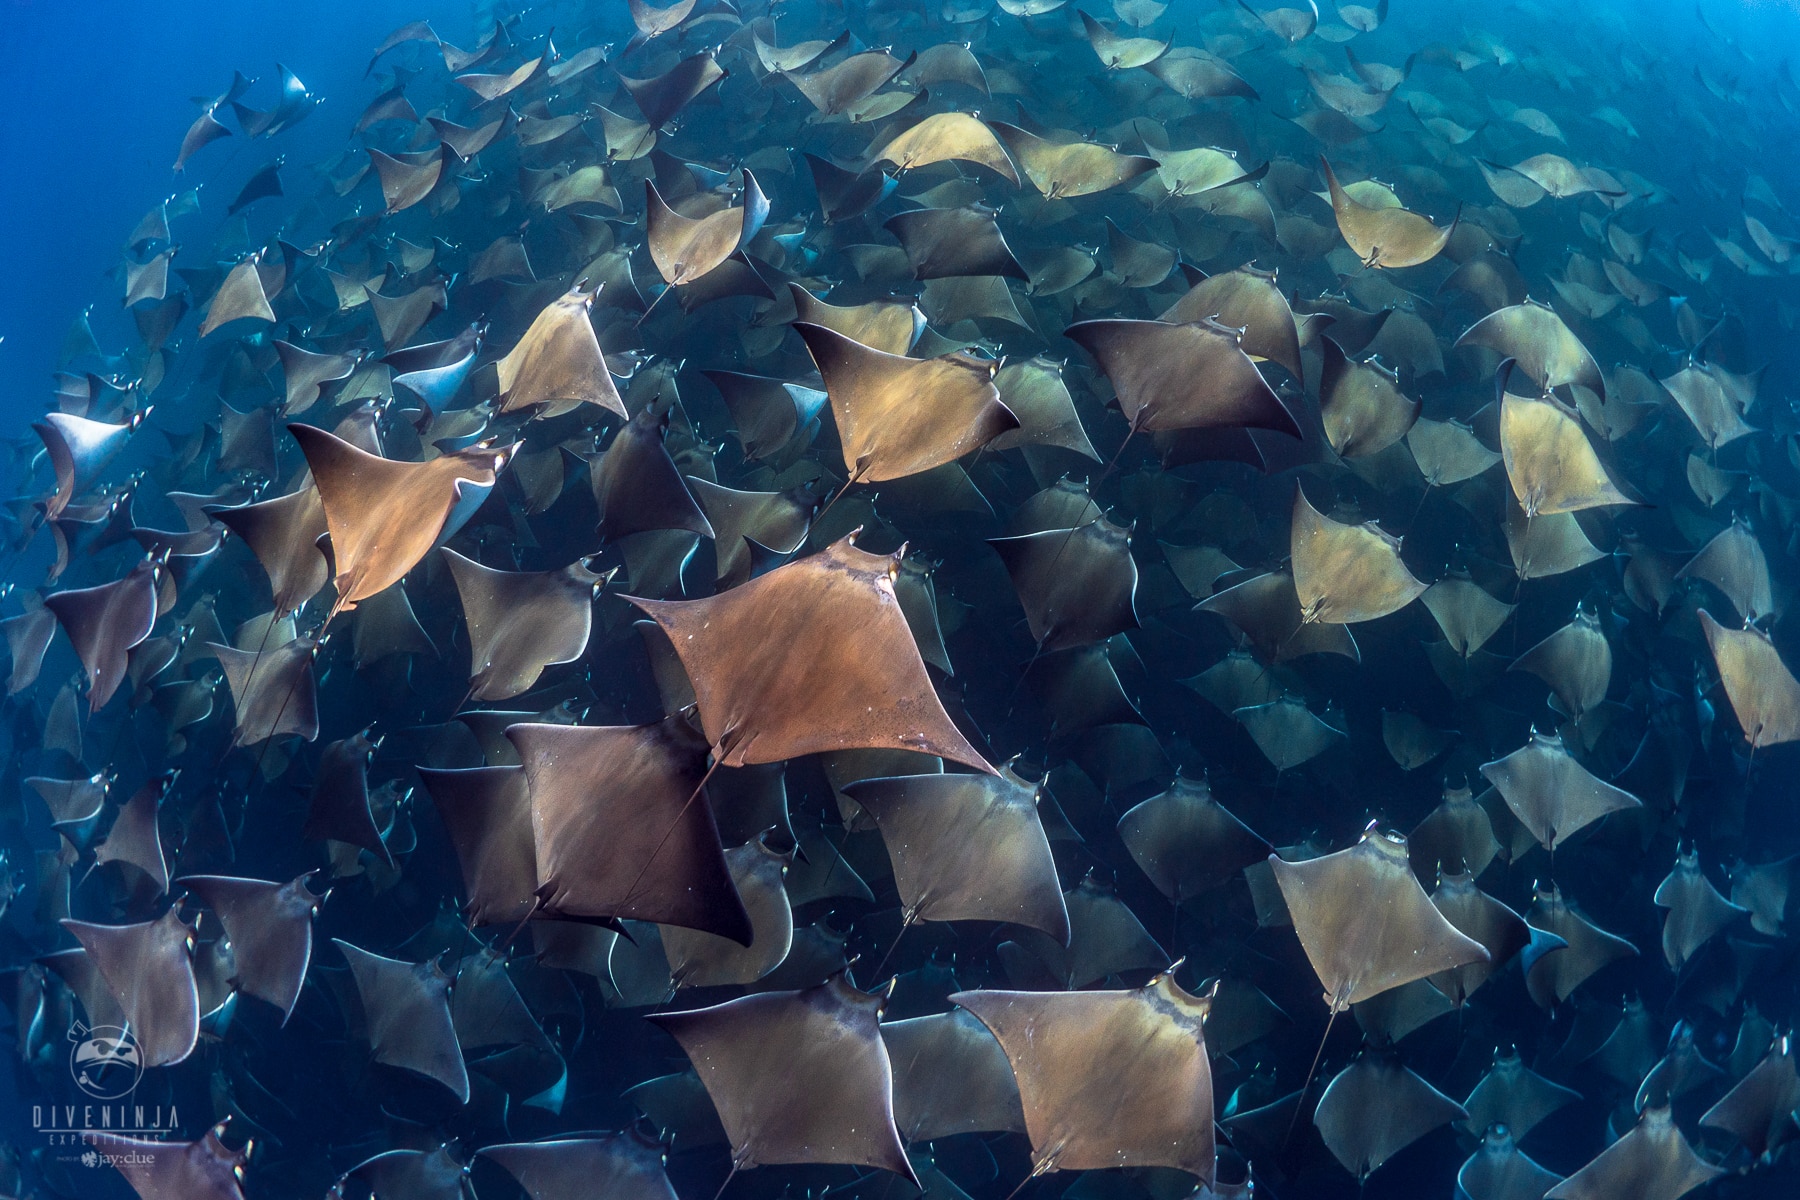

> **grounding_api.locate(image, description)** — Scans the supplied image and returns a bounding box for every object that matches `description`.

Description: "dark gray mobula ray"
[508,716,753,942]
[648,973,916,1181]
[178,873,321,1023]
[62,909,200,1068]
[335,939,469,1103]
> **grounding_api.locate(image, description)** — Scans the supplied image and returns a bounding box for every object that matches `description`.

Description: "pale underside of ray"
[1500,393,1635,517]
[1479,731,1642,850]
[1290,487,1426,624]
[1700,610,1800,749]
[1271,829,1489,1009]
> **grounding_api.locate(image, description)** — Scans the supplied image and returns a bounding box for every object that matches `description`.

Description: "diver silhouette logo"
[68,1022,143,1101]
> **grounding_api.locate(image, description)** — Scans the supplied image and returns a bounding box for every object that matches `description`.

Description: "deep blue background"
[0,0,481,436]
[2,0,1800,439]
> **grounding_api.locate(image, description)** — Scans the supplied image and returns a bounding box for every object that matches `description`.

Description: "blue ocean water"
[0,0,1795,427]
[3,1,1800,1199]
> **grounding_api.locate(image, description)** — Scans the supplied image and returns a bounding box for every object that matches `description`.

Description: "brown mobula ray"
[92,771,175,897]
[1500,389,1637,516]
[1143,46,1258,99]
[627,0,699,48]
[415,765,538,927]
[619,52,724,125]
[174,103,232,171]
[1511,606,1610,722]
[334,938,469,1102]
[990,515,1139,652]
[793,322,1017,488]
[1701,1035,1800,1161]
[991,357,1099,460]
[872,112,1019,184]
[208,486,330,617]
[288,422,517,615]
[1524,884,1637,1007]
[1653,848,1747,970]
[350,583,435,667]
[881,1008,1028,1143]
[1104,224,1179,287]
[1410,417,1502,488]
[210,633,321,746]
[496,284,628,421]
[34,409,147,521]
[786,48,912,116]
[509,717,752,942]
[1682,521,1772,626]
[629,535,994,771]
[63,909,199,1068]
[42,942,126,1027]
[989,121,1160,199]
[1636,1024,1724,1113]
[1066,317,1300,440]
[367,145,444,213]
[198,257,276,336]
[1457,1125,1563,1200]
[447,944,563,1099]
[841,765,1069,949]
[1429,872,1529,1005]
[1117,773,1270,904]
[644,170,768,289]
[1352,978,1456,1045]
[1027,642,1143,738]
[479,1130,680,1200]
[648,973,916,1181]
[303,730,388,860]
[701,370,829,463]
[1503,494,1603,581]
[1317,335,1419,458]
[953,967,1217,1185]
[442,549,605,702]
[1545,1104,1721,1200]
[1462,1046,1582,1141]
[788,283,923,356]
[883,205,1029,280]
[589,407,715,543]
[1160,267,1304,383]
[1197,570,1362,663]
[1007,876,1168,988]
[1699,610,1800,748]
[1320,158,1457,268]
[1479,730,1641,851]
[274,339,361,416]
[661,834,792,989]
[4,604,57,694]
[1079,9,1172,68]
[1290,486,1426,625]
[335,1146,464,1200]
[1454,302,1604,396]
[28,771,109,847]
[1273,824,1489,1011]
[1382,711,1453,772]
[685,480,817,589]
[1314,1049,1467,1180]
[178,872,321,1023]
[44,558,160,710]
[754,28,848,73]
[86,1124,246,1200]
